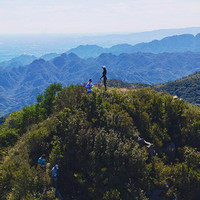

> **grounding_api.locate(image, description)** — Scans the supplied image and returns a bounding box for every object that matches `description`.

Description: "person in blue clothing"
[38,154,46,169]
[52,164,59,179]
[85,79,93,93]
[52,164,59,188]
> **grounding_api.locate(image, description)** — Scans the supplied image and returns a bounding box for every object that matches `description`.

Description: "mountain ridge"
[154,72,200,106]
[0,54,37,68]
[1,33,200,69]
[66,33,200,58]
[0,51,200,116]
[107,73,200,106]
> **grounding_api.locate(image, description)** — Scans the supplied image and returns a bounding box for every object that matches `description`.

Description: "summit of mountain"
[67,45,105,58]
[1,83,200,200]
[53,53,81,67]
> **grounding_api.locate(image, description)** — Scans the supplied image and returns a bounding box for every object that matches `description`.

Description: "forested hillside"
[0,84,200,200]
[107,73,200,106]
[154,72,200,106]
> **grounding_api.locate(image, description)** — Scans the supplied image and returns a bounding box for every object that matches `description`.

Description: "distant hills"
[1,33,200,68]
[0,55,37,68]
[107,73,200,106]
[67,45,104,59]
[0,52,200,116]
[0,53,60,69]
[1,27,200,62]
[66,33,200,58]
[154,72,200,106]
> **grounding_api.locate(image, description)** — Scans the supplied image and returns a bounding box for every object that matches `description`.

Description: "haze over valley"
[1,27,200,61]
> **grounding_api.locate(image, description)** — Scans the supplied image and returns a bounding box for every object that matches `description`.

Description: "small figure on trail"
[100,65,107,91]
[85,79,93,93]
[52,164,59,188]
[38,154,46,169]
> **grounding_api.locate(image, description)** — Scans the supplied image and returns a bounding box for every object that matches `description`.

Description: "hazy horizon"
[0,26,200,36]
[0,0,200,34]
[1,26,200,62]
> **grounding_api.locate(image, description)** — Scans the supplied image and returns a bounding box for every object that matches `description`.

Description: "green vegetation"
[0,114,9,125]
[107,79,149,89]
[0,84,200,200]
[154,72,200,106]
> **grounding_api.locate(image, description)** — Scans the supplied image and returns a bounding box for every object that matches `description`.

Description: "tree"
[42,83,62,117]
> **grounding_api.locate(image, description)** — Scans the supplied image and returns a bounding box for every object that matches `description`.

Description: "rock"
[137,136,157,156]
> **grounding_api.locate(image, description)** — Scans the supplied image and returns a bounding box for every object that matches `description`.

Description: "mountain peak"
[67,52,80,59]
[31,58,46,65]
[66,45,104,59]
[52,53,80,68]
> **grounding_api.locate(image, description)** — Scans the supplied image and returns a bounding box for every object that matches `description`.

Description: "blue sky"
[0,0,200,34]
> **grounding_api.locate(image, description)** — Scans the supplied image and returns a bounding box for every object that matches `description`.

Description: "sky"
[0,0,200,34]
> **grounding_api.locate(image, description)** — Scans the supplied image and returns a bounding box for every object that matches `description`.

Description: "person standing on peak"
[100,65,107,91]
[85,79,93,93]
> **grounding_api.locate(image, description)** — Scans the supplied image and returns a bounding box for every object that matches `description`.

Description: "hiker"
[38,154,46,169]
[100,65,107,91]
[85,79,93,93]
[52,164,59,188]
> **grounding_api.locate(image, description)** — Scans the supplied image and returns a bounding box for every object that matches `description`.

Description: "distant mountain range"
[0,52,200,116]
[0,53,60,69]
[1,27,200,62]
[0,55,37,68]
[67,33,200,58]
[1,32,200,69]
